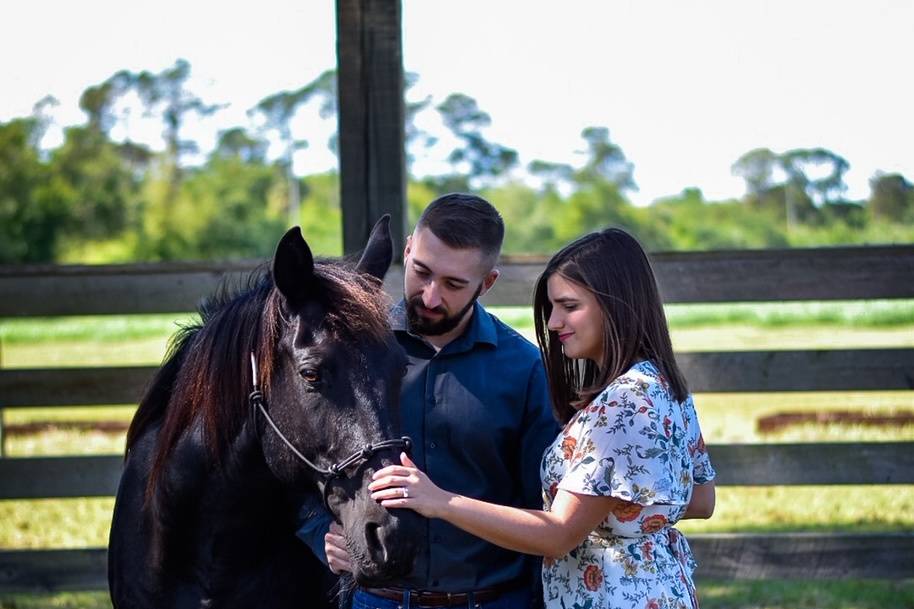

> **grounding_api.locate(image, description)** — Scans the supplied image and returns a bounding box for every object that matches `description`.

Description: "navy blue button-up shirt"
[298,300,558,592]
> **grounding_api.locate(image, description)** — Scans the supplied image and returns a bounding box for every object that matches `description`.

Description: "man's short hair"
[416,193,504,267]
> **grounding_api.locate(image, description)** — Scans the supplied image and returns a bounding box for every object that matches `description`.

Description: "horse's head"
[261,216,419,584]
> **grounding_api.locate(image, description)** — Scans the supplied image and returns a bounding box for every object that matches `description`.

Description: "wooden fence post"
[336,0,407,261]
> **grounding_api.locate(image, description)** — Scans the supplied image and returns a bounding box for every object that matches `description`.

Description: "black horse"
[108,218,420,608]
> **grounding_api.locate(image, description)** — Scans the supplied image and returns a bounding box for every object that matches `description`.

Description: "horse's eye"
[401,365,409,378]
[300,368,321,384]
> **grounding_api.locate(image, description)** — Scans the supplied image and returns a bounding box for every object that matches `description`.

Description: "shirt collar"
[390,300,498,349]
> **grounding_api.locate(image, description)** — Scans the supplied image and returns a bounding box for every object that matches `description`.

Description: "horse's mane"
[125,259,392,502]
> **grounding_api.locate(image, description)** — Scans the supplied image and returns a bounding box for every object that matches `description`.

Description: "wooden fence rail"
[1,246,913,317]
[2,349,912,409]
[1,245,912,593]
[3,442,914,501]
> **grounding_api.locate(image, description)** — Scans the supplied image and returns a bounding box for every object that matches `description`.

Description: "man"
[297,193,558,608]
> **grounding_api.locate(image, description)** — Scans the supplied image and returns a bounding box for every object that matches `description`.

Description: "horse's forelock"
[311,260,391,342]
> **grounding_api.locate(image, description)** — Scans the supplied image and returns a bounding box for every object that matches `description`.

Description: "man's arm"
[518,359,559,609]
[519,359,560,508]
[295,494,334,566]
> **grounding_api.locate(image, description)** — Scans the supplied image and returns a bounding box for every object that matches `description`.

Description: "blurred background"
[1,0,913,263]
[0,1,912,607]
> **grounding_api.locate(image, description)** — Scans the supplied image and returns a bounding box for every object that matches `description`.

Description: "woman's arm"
[682,480,715,519]
[370,453,617,558]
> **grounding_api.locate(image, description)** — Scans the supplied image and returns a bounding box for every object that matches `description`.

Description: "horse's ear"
[355,214,394,280]
[272,226,315,304]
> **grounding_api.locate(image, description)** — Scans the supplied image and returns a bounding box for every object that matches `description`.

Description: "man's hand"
[324,522,352,574]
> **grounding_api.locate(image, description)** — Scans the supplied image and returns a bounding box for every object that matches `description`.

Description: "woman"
[370,228,716,609]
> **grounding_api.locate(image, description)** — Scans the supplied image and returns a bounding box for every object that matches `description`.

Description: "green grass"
[0,592,111,609]
[697,579,914,609]
[0,498,115,548]
[2,300,911,346]
[665,300,914,328]
[677,485,914,535]
[0,314,197,344]
[492,299,914,330]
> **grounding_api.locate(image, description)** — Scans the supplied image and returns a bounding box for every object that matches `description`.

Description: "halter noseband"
[248,354,412,522]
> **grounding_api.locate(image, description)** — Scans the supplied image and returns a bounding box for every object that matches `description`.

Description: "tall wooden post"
[336,0,407,261]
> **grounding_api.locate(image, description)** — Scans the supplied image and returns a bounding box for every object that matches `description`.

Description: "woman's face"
[546,273,605,363]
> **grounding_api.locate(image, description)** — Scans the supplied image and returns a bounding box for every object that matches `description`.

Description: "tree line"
[1,59,912,263]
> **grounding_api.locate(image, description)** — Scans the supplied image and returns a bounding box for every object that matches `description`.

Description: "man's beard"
[405,284,483,336]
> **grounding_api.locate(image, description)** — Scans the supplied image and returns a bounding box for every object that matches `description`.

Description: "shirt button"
[432,580,440,587]
[429,442,437,449]
[432,534,442,542]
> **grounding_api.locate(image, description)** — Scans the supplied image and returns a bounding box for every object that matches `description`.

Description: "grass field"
[1,302,913,607]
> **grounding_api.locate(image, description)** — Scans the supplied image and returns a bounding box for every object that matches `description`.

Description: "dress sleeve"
[683,395,716,484]
[557,382,683,506]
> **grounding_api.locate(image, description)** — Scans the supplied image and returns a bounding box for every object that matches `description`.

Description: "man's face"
[403,227,496,336]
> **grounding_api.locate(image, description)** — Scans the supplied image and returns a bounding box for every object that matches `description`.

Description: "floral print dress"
[540,361,715,609]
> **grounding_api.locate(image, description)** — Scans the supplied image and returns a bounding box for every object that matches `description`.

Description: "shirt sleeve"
[683,395,716,485]
[557,382,683,506]
[519,358,561,509]
[520,359,558,609]
[295,493,333,566]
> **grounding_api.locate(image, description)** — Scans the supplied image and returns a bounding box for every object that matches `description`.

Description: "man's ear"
[403,234,413,262]
[480,269,499,297]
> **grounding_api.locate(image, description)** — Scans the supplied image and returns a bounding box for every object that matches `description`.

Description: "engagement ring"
[402,488,409,498]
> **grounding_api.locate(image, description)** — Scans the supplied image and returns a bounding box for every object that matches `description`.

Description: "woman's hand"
[368,453,454,519]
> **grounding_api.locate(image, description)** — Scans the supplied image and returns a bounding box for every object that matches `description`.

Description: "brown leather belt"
[363,580,521,607]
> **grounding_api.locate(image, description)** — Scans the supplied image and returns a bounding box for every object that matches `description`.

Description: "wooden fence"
[1,245,913,592]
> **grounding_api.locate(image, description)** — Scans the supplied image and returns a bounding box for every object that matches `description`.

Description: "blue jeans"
[352,587,532,609]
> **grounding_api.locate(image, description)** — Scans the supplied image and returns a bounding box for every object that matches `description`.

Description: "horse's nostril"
[365,522,387,564]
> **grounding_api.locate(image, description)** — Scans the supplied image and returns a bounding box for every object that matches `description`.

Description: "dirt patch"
[757,410,914,433]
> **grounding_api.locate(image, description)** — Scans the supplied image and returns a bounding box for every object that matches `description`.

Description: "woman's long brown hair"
[533,228,688,424]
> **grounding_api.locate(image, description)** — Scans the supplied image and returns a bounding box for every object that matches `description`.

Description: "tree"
[528,159,574,195]
[404,72,436,175]
[575,127,636,193]
[780,148,849,206]
[300,69,338,155]
[132,59,223,164]
[213,127,268,164]
[126,59,224,248]
[250,88,311,226]
[79,70,133,136]
[48,125,139,241]
[249,70,339,226]
[868,172,913,222]
[435,93,518,189]
[732,147,847,229]
[0,118,67,262]
[732,147,778,196]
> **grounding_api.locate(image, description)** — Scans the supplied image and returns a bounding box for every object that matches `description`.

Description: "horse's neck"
[152,424,300,568]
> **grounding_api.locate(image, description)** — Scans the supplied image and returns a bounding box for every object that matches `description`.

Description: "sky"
[2,0,913,206]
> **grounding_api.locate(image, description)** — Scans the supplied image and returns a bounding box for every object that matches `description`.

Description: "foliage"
[0,118,68,262]
[1,60,913,264]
